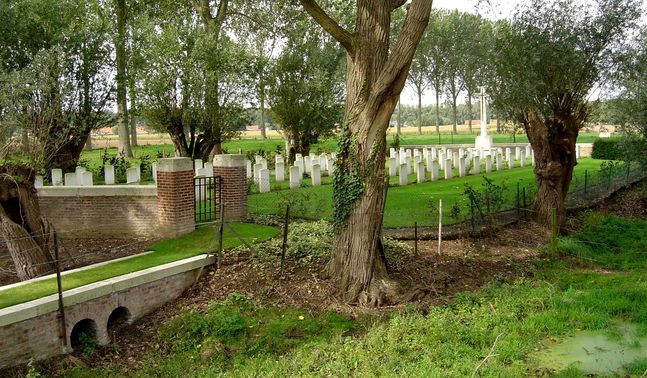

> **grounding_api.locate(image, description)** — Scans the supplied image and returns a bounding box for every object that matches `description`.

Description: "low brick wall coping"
[37,186,157,198]
[0,254,215,327]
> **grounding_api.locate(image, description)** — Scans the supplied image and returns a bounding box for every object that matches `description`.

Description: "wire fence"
[247,162,645,237]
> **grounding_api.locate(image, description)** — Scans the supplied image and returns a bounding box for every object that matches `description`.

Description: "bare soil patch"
[28,220,547,375]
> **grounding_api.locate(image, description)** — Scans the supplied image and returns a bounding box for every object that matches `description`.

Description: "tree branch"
[299,0,355,55]
[391,0,408,10]
[373,0,433,99]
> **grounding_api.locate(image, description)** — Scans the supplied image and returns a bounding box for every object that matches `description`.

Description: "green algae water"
[532,322,647,375]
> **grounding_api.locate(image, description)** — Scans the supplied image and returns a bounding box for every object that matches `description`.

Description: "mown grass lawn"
[249,158,606,228]
[0,223,280,309]
[78,132,600,174]
[59,213,647,378]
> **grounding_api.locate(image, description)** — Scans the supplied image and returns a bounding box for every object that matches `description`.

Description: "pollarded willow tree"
[488,0,640,227]
[299,0,432,305]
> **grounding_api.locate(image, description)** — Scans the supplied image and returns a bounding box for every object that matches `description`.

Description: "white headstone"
[413,155,421,175]
[255,156,263,164]
[261,159,268,170]
[75,166,86,184]
[35,175,44,188]
[505,147,511,162]
[485,156,493,173]
[80,171,93,186]
[204,163,214,177]
[289,166,300,189]
[459,158,466,177]
[515,147,521,161]
[389,157,397,177]
[508,156,514,170]
[520,151,526,167]
[304,156,312,174]
[195,159,204,171]
[126,167,140,184]
[259,169,270,193]
[445,159,453,180]
[496,154,504,171]
[399,164,408,186]
[431,161,439,181]
[104,165,115,185]
[416,162,425,184]
[576,144,581,159]
[525,145,531,158]
[473,156,481,175]
[51,169,63,186]
[275,162,285,182]
[64,172,77,186]
[311,164,321,186]
[253,163,263,184]
[246,160,253,179]
[295,159,304,177]
[390,148,396,159]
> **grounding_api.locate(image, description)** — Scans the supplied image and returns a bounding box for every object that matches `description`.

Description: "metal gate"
[194,176,222,223]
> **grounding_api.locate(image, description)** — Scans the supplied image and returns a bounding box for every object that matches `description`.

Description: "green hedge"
[592,138,621,160]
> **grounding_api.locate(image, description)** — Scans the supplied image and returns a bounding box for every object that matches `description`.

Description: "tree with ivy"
[488,0,640,226]
[300,0,432,305]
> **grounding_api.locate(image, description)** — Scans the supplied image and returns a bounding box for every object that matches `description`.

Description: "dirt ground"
[6,179,644,375]
[27,220,548,374]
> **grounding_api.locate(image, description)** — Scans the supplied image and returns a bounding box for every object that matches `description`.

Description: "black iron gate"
[194,176,222,223]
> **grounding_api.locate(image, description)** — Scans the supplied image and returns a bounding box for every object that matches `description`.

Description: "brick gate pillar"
[213,154,247,221]
[157,158,195,236]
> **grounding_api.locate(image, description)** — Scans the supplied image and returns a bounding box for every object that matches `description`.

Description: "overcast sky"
[399,0,517,105]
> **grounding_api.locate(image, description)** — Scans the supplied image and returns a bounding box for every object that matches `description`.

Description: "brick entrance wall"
[213,155,247,221]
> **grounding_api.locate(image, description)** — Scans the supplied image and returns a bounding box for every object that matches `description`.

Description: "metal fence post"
[280,205,290,276]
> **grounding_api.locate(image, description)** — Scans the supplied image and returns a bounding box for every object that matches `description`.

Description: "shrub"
[591,138,621,160]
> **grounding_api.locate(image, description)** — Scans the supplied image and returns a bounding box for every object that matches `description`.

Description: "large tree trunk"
[525,111,580,227]
[301,0,432,305]
[115,0,132,157]
[0,167,54,280]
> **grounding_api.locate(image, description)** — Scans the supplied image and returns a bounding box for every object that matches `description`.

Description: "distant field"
[83,131,601,162]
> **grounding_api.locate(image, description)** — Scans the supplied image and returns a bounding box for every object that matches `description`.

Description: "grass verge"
[0,223,280,309]
[57,213,647,377]
[248,158,606,228]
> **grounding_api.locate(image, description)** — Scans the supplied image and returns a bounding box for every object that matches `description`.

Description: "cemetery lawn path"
[0,223,280,309]
[248,158,605,228]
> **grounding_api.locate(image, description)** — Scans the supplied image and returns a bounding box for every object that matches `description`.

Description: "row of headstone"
[244,152,336,192]
[41,163,154,188]
[390,145,538,186]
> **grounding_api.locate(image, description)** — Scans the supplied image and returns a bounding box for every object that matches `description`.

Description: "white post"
[438,199,443,255]
[51,169,63,186]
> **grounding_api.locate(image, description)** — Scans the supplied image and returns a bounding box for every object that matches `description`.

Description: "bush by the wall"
[591,138,621,160]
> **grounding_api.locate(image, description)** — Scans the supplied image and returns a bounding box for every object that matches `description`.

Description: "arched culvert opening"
[70,318,98,352]
[107,306,132,339]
